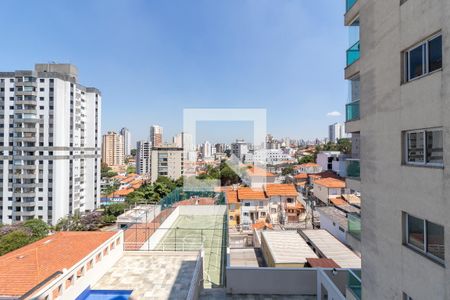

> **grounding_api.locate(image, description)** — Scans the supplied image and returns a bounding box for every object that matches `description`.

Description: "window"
[404,213,445,263]
[404,128,443,166]
[404,34,442,82]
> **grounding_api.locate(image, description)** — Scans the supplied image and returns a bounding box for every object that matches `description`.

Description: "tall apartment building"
[150,146,183,182]
[136,140,151,175]
[150,125,163,147]
[328,122,347,143]
[344,0,448,298]
[231,139,249,162]
[201,141,212,159]
[101,131,124,166]
[173,131,194,151]
[120,127,131,156]
[0,64,101,225]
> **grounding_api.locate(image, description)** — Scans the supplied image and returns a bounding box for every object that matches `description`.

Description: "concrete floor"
[94,252,198,300]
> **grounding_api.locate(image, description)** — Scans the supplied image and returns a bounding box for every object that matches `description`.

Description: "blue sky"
[1,0,348,145]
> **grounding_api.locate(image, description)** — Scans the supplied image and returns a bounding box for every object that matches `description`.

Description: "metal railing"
[348,269,362,299]
[346,159,360,178]
[348,213,361,241]
[346,100,360,122]
[346,41,360,66]
[346,0,357,12]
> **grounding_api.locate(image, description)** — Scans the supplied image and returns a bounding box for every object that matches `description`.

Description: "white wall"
[226,267,317,295]
[319,213,347,244]
[143,207,180,250]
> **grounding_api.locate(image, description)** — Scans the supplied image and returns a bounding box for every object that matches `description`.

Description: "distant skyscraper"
[328,122,347,143]
[136,140,151,175]
[102,132,124,166]
[120,127,131,156]
[150,125,163,147]
[231,139,249,162]
[173,132,193,151]
[0,64,101,225]
[201,141,212,158]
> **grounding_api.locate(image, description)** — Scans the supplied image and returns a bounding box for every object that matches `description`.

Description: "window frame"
[404,33,442,82]
[403,127,443,167]
[404,212,445,265]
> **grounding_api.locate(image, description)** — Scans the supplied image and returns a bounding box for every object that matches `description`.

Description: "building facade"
[344,0,449,298]
[231,139,249,162]
[102,131,124,166]
[0,64,101,225]
[328,122,347,143]
[150,125,163,147]
[150,146,183,182]
[120,127,131,156]
[136,140,151,175]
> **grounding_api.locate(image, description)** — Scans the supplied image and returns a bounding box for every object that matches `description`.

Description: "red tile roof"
[238,187,267,200]
[314,178,346,188]
[225,190,239,204]
[265,184,298,197]
[246,166,276,177]
[251,221,273,230]
[109,188,134,197]
[330,197,348,206]
[294,173,308,179]
[0,232,116,297]
[306,258,340,268]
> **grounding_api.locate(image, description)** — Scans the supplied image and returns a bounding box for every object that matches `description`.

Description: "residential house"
[238,187,269,227]
[243,166,276,188]
[225,189,240,227]
[316,151,341,171]
[264,184,300,224]
[313,178,346,205]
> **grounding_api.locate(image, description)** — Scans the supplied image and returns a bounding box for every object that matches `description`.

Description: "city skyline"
[0,0,347,143]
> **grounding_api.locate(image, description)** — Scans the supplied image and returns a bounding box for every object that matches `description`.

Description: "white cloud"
[327,111,342,117]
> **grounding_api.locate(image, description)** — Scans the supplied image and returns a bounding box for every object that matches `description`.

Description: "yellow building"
[225,190,240,227]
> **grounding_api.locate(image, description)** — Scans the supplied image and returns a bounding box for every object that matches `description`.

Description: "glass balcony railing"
[346,100,360,122]
[348,269,362,300]
[346,0,357,12]
[346,159,360,178]
[348,213,361,240]
[346,41,360,66]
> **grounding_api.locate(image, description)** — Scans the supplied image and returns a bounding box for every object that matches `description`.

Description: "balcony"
[348,213,361,240]
[346,100,360,122]
[347,269,362,300]
[346,159,360,178]
[346,0,357,11]
[346,41,360,66]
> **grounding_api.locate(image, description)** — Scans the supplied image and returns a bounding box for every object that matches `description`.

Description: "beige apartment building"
[102,131,124,166]
[150,146,183,182]
[344,0,448,299]
[150,124,163,147]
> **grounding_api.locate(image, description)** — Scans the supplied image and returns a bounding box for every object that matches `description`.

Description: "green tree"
[175,176,184,187]
[282,166,295,176]
[155,176,176,190]
[0,230,32,256]
[126,165,136,174]
[336,138,352,154]
[23,219,49,240]
[103,183,119,196]
[219,164,241,186]
[299,155,314,164]
[130,149,137,156]
[101,215,117,224]
[104,203,127,217]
